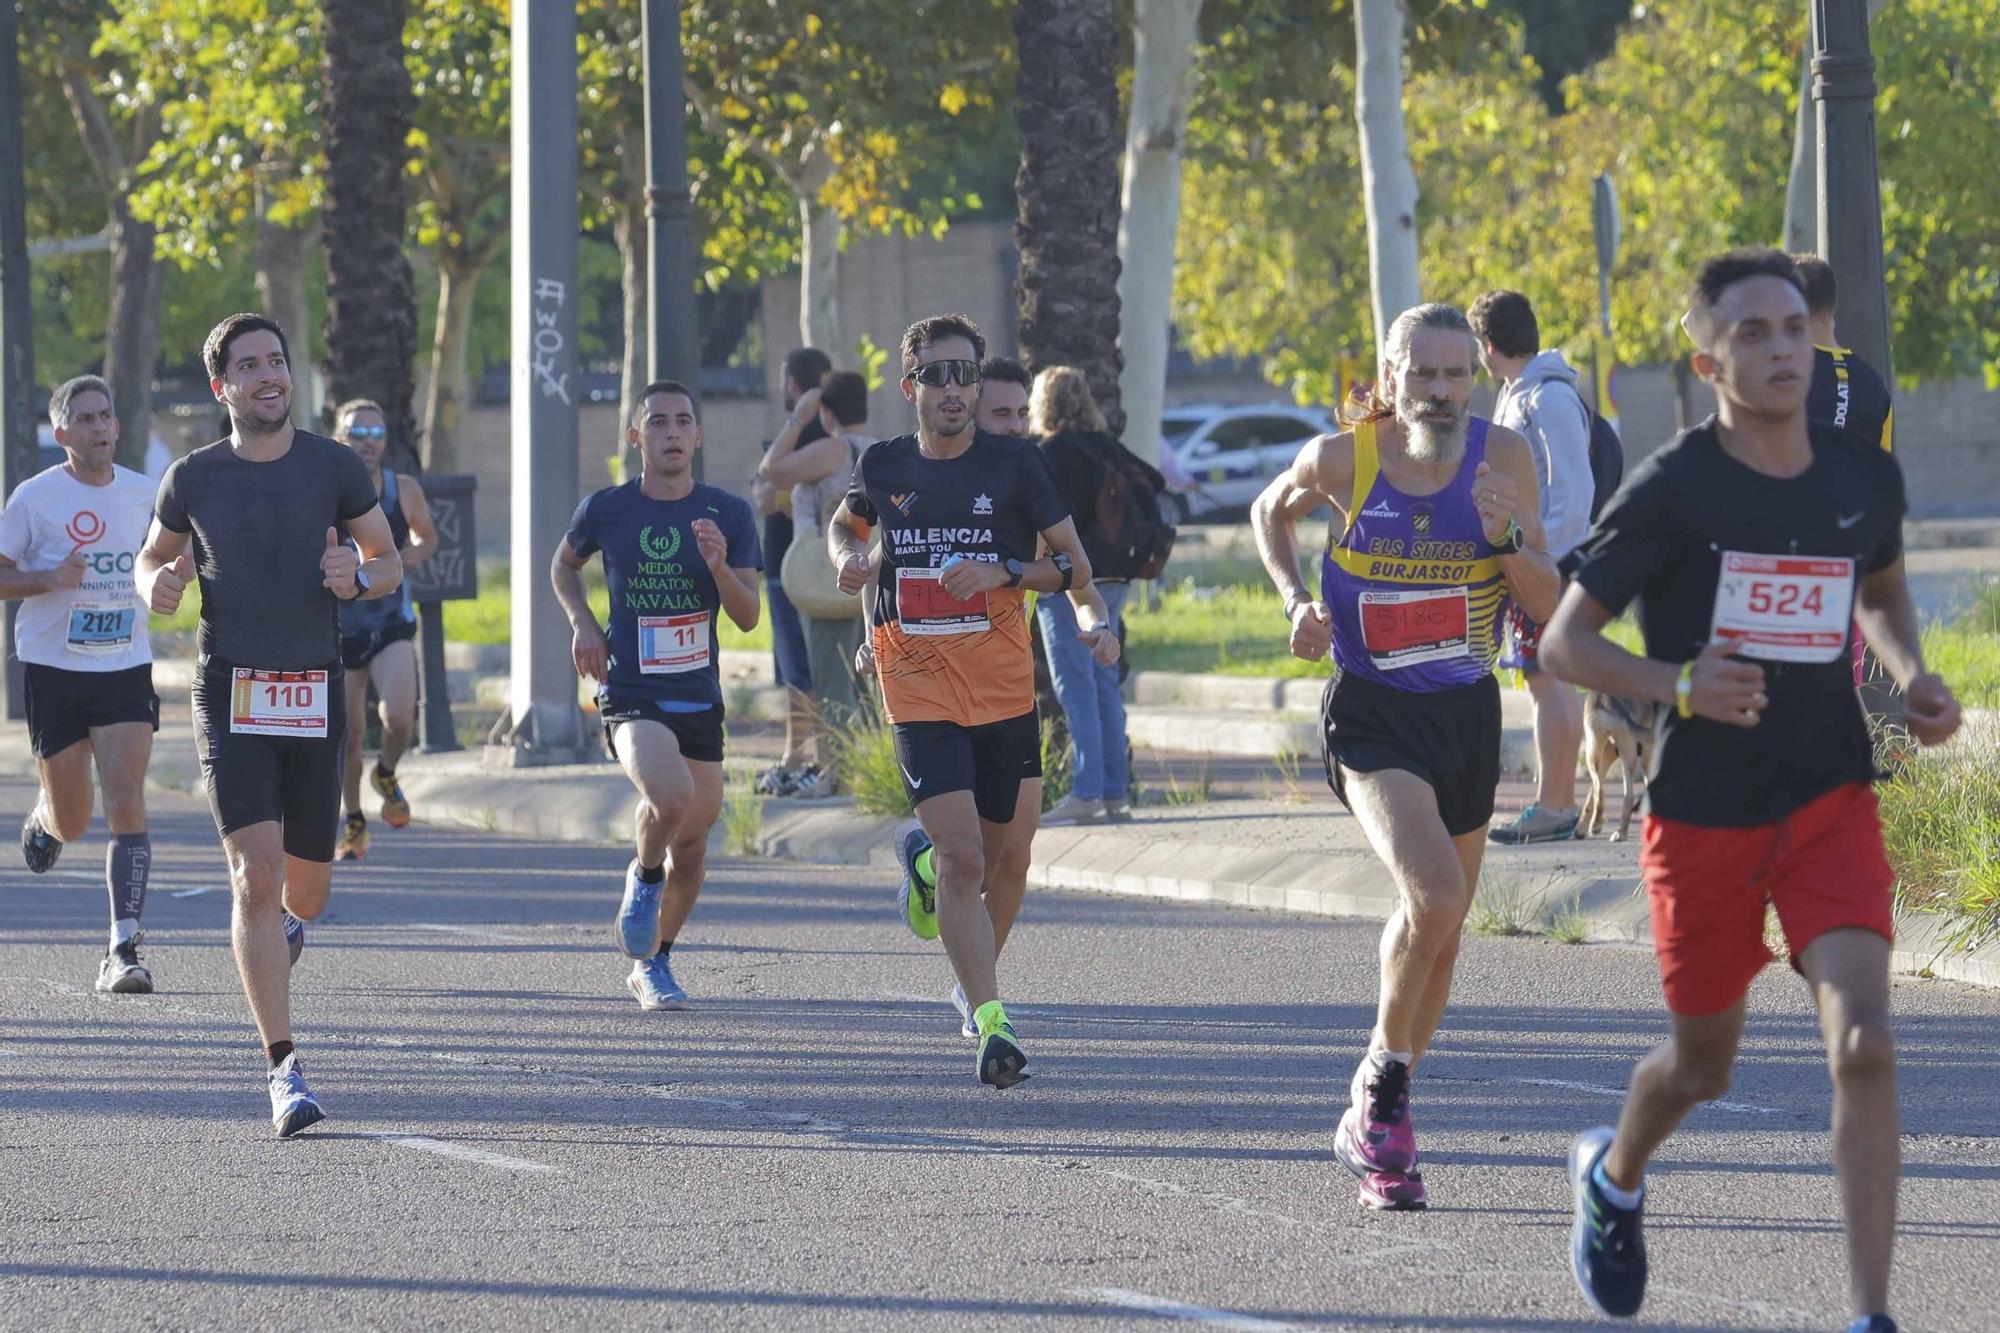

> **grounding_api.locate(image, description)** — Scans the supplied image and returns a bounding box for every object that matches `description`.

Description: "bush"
[833,703,912,818]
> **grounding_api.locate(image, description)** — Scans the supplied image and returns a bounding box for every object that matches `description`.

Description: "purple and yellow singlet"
[1321,417,1505,692]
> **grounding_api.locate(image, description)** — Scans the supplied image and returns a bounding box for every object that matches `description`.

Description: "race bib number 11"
[230,669,329,738]
[1710,552,1855,663]
[638,612,710,674]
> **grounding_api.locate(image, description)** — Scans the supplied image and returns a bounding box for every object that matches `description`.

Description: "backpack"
[1071,432,1177,580]
[1585,408,1624,522]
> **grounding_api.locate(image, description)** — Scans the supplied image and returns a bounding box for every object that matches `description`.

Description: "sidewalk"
[50,694,1998,993]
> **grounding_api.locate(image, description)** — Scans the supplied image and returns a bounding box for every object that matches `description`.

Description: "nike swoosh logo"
[1838,511,1866,529]
[900,764,923,789]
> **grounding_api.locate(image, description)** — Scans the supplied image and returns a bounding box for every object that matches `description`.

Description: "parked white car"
[1156,402,1336,522]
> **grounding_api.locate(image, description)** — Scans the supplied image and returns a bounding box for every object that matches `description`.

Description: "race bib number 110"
[230,669,329,738]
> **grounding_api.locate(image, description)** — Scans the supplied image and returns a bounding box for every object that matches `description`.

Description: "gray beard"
[1399,412,1467,466]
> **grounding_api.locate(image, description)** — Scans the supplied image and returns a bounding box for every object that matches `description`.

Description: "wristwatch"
[1003,558,1026,588]
[347,567,371,601]
[1491,518,1523,555]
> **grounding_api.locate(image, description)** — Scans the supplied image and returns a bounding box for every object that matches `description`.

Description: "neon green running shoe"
[974,1000,1029,1088]
[894,821,939,941]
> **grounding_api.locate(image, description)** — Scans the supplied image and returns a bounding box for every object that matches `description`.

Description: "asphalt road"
[5,771,1999,1332]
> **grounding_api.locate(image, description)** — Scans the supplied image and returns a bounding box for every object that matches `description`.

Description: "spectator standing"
[751,347,831,795]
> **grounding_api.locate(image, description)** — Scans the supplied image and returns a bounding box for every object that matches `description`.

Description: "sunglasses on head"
[907,359,982,389]
[345,425,387,441]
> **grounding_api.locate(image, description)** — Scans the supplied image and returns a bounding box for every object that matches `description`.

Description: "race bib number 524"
[1710,552,1855,663]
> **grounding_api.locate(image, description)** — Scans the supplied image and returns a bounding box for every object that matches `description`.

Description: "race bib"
[66,602,136,656]
[637,612,711,674]
[1710,552,1855,663]
[1359,586,1470,669]
[230,669,329,738]
[896,565,991,636]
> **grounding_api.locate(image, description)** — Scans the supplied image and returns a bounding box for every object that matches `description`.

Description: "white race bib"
[230,669,329,738]
[895,565,991,636]
[1710,552,1855,663]
[66,602,137,656]
[637,612,711,674]
[1358,586,1471,670]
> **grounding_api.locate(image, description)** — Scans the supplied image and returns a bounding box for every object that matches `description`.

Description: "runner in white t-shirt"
[0,375,162,994]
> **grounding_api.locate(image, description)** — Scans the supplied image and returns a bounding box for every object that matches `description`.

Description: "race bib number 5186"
[1710,552,1855,663]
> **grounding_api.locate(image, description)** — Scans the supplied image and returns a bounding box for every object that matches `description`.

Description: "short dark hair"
[632,379,699,426]
[202,312,291,379]
[819,371,868,427]
[900,314,986,376]
[782,348,832,395]
[979,355,1030,391]
[1688,249,1805,333]
[50,374,114,428]
[1789,252,1837,316]
[1467,290,1539,358]
[332,398,385,433]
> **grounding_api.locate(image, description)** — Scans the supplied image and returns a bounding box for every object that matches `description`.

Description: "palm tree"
[1011,0,1126,436]
[321,0,421,472]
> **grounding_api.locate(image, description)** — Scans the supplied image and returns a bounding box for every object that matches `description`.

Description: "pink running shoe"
[1357,1167,1428,1212]
[1337,1054,1417,1175]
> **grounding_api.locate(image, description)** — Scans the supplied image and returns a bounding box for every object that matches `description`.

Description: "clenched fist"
[47,549,88,593]
[320,527,361,599]
[1472,459,1523,547]
[148,553,196,615]
[692,517,729,573]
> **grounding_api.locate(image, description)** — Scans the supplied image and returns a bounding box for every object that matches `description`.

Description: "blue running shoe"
[282,912,305,967]
[615,861,664,959]
[1569,1126,1647,1318]
[268,1053,326,1138]
[21,808,61,874]
[894,822,938,941]
[1847,1317,1898,1333]
[626,954,688,1011]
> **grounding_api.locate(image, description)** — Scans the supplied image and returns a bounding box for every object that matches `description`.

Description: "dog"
[1578,692,1662,843]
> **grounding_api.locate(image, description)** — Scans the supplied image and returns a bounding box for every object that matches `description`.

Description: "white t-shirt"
[0,463,156,671]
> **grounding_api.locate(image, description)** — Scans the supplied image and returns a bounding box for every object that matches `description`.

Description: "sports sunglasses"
[907,359,982,389]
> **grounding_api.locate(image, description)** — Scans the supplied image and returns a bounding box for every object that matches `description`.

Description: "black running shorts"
[191,660,348,862]
[892,709,1042,823]
[598,694,726,764]
[338,617,418,671]
[23,662,160,759]
[1321,669,1501,837]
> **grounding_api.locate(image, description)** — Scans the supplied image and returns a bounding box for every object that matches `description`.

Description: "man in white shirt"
[1470,291,1594,844]
[0,375,162,993]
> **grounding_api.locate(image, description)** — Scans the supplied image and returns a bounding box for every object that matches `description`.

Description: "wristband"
[1283,590,1308,622]
[1675,661,1695,719]
[1051,552,1075,592]
[1491,517,1523,556]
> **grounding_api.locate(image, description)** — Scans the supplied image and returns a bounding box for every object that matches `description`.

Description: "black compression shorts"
[892,709,1042,823]
[1321,669,1501,838]
[191,660,348,862]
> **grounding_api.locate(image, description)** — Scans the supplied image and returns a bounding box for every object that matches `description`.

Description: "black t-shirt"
[761,416,827,574]
[1808,346,1894,453]
[1570,417,1905,828]
[155,431,380,670]
[843,430,1069,725]
[564,481,761,706]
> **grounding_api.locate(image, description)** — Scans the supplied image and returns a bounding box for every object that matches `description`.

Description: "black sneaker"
[95,938,154,994]
[1569,1126,1647,1317]
[21,810,61,873]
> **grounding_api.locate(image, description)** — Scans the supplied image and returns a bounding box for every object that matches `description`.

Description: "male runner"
[1542,250,1958,1333]
[1251,303,1559,1209]
[330,399,435,860]
[827,314,1117,1086]
[0,375,161,992]
[552,380,760,1012]
[1792,252,1893,452]
[138,313,402,1137]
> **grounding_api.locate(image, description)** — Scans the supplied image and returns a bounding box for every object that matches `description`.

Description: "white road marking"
[1504,1075,1781,1117]
[363,1132,559,1174]
[168,886,216,898]
[403,922,536,945]
[1072,1288,1318,1332]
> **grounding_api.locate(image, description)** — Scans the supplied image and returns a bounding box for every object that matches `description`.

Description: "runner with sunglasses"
[331,400,435,860]
[827,314,1118,1087]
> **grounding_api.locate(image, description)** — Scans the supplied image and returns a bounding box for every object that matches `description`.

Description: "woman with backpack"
[1030,367,1171,825]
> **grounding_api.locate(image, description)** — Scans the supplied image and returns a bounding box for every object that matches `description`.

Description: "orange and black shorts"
[1639,782,1895,1016]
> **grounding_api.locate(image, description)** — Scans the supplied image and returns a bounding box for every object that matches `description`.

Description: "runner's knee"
[1826,1019,1895,1086]
[1668,1047,1735,1103]
[933,840,986,894]
[100,788,145,833]
[229,856,285,909]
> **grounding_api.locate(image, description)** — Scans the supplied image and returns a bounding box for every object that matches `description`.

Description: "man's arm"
[135,519,196,614]
[398,476,438,569]
[829,498,875,594]
[1252,433,1348,661]
[551,538,609,682]
[1038,518,1118,665]
[1479,427,1561,624]
[326,507,404,601]
[1855,556,1962,745]
[760,435,847,489]
[0,551,85,600]
[1540,585,1769,728]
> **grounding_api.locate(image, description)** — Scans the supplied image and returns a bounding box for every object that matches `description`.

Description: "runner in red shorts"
[1540,249,1962,1333]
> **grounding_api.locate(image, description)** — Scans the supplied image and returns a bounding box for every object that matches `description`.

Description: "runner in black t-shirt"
[552,380,760,1012]
[1540,251,1961,1331]
[137,313,403,1139]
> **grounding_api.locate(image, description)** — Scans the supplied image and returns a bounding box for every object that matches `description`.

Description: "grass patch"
[1548,896,1592,945]
[1039,720,1074,813]
[1160,756,1214,806]
[1466,878,1539,938]
[1879,730,2000,950]
[437,561,773,651]
[1923,579,2000,709]
[835,707,912,819]
[720,771,764,857]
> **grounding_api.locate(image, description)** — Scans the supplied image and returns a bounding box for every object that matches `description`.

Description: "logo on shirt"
[65,511,105,549]
[1837,510,1866,530]
[638,525,681,562]
[1411,504,1434,536]
[890,492,918,516]
[972,493,994,516]
[1361,500,1402,521]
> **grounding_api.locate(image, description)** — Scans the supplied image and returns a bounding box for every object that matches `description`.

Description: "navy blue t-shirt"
[564,481,761,709]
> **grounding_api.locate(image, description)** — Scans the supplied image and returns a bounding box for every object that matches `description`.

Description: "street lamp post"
[1,1,35,721]
[641,0,701,472]
[1812,0,1893,384]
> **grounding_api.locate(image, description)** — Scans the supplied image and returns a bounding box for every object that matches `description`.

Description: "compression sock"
[106,832,151,945]
[655,940,673,958]
[637,861,665,884]
[266,1041,296,1069]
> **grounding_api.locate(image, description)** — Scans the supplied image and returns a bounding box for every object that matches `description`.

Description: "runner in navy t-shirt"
[552,380,761,1011]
